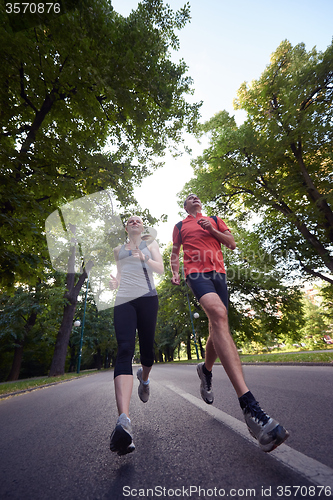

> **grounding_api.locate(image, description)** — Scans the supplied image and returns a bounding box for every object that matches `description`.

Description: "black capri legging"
[113,295,159,378]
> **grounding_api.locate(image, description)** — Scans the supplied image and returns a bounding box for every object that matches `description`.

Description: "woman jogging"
[109,215,164,456]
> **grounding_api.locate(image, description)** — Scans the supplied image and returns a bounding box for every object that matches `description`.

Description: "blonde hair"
[126,215,143,226]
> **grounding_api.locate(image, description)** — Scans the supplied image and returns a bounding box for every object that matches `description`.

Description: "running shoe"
[242,399,290,453]
[137,367,150,403]
[110,413,135,456]
[197,362,214,404]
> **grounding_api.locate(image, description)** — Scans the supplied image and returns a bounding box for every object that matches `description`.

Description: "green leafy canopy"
[186,39,333,285]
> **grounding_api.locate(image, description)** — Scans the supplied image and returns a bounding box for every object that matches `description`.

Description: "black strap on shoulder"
[141,262,153,292]
[176,221,183,244]
[140,241,153,293]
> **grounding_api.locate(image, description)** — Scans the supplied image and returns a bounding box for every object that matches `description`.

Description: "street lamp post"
[186,291,200,360]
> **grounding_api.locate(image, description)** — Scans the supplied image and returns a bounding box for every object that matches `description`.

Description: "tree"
[0,287,40,380]
[320,283,333,328]
[1,0,201,375]
[1,0,200,286]
[299,283,333,347]
[188,39,333,284]
[221,225,305,350]
[300,296,327,347]
[0,269,71,381]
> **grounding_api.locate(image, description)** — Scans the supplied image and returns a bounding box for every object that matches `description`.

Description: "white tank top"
[116,240,157,303]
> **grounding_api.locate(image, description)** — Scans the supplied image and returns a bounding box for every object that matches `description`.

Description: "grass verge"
[171,349,333,365]
[0,371,101,397]
[1,351,332,398]
[240,350,333,364]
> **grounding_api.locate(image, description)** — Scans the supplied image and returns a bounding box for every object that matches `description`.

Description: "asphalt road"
[0,364,332,500]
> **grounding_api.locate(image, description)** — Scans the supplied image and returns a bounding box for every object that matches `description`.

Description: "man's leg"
[199,292,290,452]
[199,292,248,397]
[203,325,218,371]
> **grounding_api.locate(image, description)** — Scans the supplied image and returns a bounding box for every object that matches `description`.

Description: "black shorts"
[186,271,228,310]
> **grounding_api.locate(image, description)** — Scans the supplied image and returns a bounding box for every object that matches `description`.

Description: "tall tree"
[0,270,69,381]
[1,0,201,375]
[222,225,305,349]
[300,295,328,347]
[0,284,42,380]
[187,40,333,284]
[1,0,200,288]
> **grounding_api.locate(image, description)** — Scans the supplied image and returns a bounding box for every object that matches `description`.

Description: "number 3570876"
[6,3,61,14]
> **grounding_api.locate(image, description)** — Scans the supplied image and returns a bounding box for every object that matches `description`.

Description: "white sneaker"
[110,413,135,456]
[197,362,214,404]
[137,367,150,403]
[242,399,289,452]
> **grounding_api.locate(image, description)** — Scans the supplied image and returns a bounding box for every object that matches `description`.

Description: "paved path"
[0,364,332,500]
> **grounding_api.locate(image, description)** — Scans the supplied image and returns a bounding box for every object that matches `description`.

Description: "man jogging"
[170,193,289,453]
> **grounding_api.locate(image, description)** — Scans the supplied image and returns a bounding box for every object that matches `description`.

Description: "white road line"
[163,382,333,489]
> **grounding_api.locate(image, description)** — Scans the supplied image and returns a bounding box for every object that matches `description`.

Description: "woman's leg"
[113,301,137,416]
[136,295,159,377]
[114,375,133,417]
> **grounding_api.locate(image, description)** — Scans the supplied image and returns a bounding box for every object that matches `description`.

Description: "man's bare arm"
[197,219,236,250]
[170,242,181,285]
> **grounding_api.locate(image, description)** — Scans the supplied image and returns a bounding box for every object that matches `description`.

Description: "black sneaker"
[110,413,135,456]
[197,362,214,404]
[242,398,289,453]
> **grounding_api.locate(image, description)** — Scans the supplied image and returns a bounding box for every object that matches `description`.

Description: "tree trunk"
[6,310,38,381]
[68,342,77,373]
[290,142,333,243]
[49,239,89,377]
[94,347,102,370]
[49,300,77,376]
[104,349,111,369]
[164,346,174,362]
[198,337,205,359]
[6,344,24,381]
[186,333,192,360]
[110,349,116,367]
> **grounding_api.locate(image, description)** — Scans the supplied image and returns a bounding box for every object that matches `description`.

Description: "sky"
[110,0,333,247]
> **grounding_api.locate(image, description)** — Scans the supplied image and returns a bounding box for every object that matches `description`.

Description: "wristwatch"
[144,254,150,263]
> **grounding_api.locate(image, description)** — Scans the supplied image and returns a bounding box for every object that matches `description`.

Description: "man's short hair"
[183,193,197,208]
